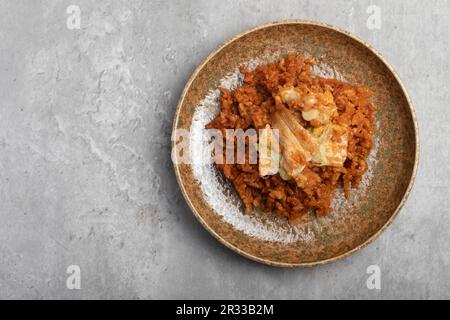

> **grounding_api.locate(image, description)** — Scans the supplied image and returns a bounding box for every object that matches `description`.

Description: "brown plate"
[172,20,419,267]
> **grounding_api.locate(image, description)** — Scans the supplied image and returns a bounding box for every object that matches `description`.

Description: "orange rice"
[206,53,376,223]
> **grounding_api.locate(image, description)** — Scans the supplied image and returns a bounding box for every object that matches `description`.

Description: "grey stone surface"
[0,0,447,299]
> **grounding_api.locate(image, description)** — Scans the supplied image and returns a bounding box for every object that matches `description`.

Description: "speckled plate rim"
[172,20,420,267]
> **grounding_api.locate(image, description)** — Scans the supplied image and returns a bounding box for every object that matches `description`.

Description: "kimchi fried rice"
[206,53,376,223]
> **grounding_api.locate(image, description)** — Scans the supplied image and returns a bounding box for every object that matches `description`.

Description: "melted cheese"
[280,87,301,103]
[271,108,315,179]
[258,90,348,185]
[311,124,348,167]
[301,90,337,125]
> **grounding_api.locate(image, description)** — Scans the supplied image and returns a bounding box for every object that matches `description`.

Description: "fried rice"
[206,53,376,223]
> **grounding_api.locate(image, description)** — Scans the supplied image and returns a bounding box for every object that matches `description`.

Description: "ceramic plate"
[172,20,419,267]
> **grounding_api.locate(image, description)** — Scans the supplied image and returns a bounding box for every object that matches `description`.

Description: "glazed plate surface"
[172,21,419,267]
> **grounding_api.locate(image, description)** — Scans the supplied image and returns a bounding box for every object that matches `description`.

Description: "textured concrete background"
[0,0,448,299]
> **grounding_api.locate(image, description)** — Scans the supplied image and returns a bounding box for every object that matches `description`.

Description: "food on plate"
[206,53,376,223]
